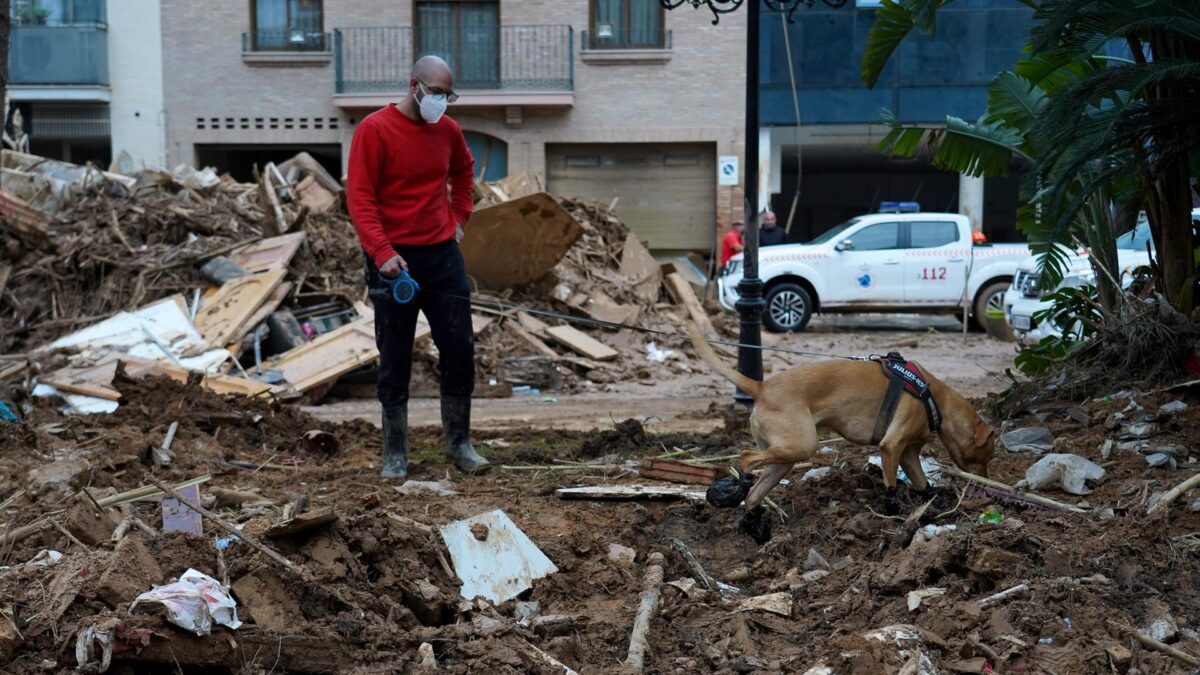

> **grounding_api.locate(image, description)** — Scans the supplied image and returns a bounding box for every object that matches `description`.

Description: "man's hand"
[379,254,408,277]
[455,223,465,243]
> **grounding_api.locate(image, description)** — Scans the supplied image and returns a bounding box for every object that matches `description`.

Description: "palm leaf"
[874,108,936,157]
[986,71,1047,132]
[929,116,1028,177]
[861,0,921,88]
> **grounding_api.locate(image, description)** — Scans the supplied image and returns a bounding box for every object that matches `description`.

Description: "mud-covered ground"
[0,371,1197,674]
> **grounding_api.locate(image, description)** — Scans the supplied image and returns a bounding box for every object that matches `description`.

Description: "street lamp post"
[660,0,846,405]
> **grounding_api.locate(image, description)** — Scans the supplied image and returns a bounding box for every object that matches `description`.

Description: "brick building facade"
[158,0,748,253]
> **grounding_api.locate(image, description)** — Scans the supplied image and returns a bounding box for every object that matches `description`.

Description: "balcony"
[241,30,333,67]
[334,25,574,109]
[8,23,109,87]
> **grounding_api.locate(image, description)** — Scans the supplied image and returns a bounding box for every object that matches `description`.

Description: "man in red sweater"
[347,55,488,480]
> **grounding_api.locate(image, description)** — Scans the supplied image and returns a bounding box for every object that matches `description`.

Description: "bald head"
[412,55,454,86]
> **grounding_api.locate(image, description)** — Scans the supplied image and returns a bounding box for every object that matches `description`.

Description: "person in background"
[759,210,788,247]
[346,55,490,481]
[720,219,746,269]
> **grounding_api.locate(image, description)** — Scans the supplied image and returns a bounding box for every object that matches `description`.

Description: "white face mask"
[417,83,448,124]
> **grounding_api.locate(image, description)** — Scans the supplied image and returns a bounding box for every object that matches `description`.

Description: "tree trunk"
[1158,156,1195,310]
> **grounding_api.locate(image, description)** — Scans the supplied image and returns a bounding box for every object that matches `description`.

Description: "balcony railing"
[335,24,573,95]
[9,23,108,85]
[243,30,331,53]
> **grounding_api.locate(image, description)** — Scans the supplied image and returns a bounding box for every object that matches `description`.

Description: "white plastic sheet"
[130,568,241,636]
[1023,453,1105,496]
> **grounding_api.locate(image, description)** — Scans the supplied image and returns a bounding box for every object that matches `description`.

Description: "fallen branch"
[942,466,1087,513]
[1108,620,1200,668]
[625,552,665,670]
[517,638,578,675]
[977,583,1029,610]
[149,478,303,578]
[1148,472,1200,515]
[670,538,715,590]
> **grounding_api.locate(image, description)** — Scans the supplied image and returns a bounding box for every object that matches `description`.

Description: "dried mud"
[0,377,1197,673]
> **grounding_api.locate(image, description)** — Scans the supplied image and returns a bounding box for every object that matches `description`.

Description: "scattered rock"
[1122,422,1159,440]
[472,615,507,637]
[1190,497,1200,513]
[417,642,438,670]
[1100,439,1115,460]
[1000,427,1054,454]
[801,570,829,583]
[531,614,577,637]
[514,601,540,623]
[1146,453,1177,470]
[232,568,307,632]
[26,458,91,499]
[803,548,830,572]
[96,535,163,608]
[1142,598,1178,643]
[606,543,636,565]
[1104,644,1131,672]
[0,611,21,666]
[1157,400,1188,418]
[470,524,489,541]
[64,502,117,547]
[946,657,989,673]
[832,555,854,571]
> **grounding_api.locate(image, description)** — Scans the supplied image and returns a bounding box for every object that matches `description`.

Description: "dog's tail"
[685,321,762,400]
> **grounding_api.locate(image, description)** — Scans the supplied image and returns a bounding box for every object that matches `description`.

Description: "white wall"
[108,0,166,168]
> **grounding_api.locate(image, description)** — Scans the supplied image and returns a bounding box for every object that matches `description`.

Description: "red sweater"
[347,104,475,267]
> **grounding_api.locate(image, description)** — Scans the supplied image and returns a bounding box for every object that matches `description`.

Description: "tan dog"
[687,324,995,514]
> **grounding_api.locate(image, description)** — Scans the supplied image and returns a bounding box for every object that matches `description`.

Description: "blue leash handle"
[379,270,420,304]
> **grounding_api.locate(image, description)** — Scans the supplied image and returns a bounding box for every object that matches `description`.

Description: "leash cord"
[412,287,860,361]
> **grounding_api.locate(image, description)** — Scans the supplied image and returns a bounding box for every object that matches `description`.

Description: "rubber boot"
[441,395,490,473]
[380,407,408,480]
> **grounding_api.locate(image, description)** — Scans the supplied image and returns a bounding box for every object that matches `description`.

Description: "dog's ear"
[974,421,995,447]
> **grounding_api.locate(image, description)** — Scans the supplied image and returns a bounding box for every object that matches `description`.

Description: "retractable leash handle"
[372,270,420,304]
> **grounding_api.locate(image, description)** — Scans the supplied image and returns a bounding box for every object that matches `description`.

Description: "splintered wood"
[665,272,733,357]
[193,270,286,348]
[263,316,378,393]
[230,232,306,274]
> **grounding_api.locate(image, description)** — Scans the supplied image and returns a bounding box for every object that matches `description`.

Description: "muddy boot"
[441,395,490,473]
[380,407,408,480]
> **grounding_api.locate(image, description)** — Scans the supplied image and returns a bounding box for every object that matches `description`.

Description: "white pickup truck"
[718,211,1031,332]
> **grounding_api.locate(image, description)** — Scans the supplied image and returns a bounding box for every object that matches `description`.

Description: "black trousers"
[365,240,474,412]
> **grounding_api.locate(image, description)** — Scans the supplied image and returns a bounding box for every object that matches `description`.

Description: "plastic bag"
[707,470,753,508]
[1023,453,1105,496]
[130,568,242,636]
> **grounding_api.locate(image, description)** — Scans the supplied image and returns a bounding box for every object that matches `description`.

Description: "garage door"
[546,143,716,251]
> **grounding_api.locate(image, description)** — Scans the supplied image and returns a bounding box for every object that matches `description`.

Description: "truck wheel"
[764,283,813,333]
[971,281,1009,332]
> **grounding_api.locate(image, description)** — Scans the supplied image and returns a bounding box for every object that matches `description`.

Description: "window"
[251,0,324,51]
[908,221,959,248]
[846,222,899,251]
[590,0,664,49]
[417,2,499,89]
[10,0,104,26]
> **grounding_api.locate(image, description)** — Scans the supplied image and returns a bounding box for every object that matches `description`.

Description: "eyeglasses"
[418,80,459,103]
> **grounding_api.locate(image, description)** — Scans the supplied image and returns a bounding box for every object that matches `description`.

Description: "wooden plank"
[665,272,733,357]
[556,485,706,502]
[264,508,338,539]
[263,316,379,393]
[619,234,662,304]
[517,311,551,336]
[193,270,287,348]
[42,355,271,400]
[0,188,50,245]
[509,322,559,358]
[230,232,307,274]
[224,282,292,352]
[472,314,494,335]
[544,325,618,361]
[639,459,722,485]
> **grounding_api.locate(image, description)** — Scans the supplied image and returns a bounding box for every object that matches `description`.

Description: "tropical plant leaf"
[861,0,919,88]
[929,116,1027,177]
[874,108,936,158]
[986,71,1047,132]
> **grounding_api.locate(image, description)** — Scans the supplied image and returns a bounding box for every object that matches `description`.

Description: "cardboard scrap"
[460,193,583,290]
[619,234,661,304]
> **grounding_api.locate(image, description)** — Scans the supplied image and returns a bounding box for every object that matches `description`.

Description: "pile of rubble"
[0,366,1196,672]
[0,150,722,414]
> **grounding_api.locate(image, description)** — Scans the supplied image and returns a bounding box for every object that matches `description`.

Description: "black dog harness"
[869,352,942,444]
